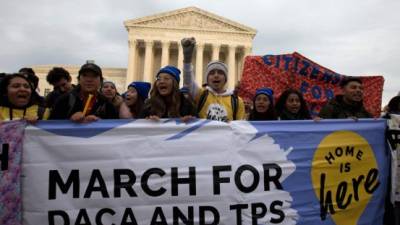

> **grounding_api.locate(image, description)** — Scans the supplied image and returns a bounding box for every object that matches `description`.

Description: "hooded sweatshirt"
[183,63,245,122]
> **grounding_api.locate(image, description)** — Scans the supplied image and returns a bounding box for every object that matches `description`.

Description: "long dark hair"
[275,89,311,120]
[128,95,145,118]
[0,73,36,108]
[387,96,400,114]
[249,94,277,121]
[148,79,182,117]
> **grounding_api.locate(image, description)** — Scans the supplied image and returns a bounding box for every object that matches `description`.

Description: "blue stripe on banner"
[32,119,133,138]
[166,120,211,141]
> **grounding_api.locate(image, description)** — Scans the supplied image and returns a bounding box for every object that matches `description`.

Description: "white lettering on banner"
[22,120,298,225]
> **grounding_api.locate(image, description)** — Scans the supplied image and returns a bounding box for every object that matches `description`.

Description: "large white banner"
[22,120,297,225]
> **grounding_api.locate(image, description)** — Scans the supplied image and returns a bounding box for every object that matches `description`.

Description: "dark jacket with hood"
[45,84,76,108]
[49,86,118,120]
[319,95,372,119]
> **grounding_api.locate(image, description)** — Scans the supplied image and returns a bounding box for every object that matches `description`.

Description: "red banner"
[239,52,384,117]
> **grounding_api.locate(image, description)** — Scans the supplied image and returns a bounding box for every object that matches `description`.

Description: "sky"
[0,0,399,105]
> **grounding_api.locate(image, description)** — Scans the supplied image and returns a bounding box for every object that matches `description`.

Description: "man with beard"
[319,77,372,119]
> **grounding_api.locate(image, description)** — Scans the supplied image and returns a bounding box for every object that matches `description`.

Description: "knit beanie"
[157,65,181,83]
[255,87,274,104]
[180,86,190,94]
[128,81,151,99]
[205,61,228,82]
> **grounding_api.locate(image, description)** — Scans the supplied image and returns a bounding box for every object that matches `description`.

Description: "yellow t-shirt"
[0,105,50,121]
[196,89,245,122]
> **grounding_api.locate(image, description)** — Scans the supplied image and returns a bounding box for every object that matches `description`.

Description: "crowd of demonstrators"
[0,66,390,124]
[2,37,400,124]
[181,37,245,122]
[0,73,49,122]
[1,39,398,225]
[140,65,196,122]
[49,63,118,122]
[1,65,394,124]
[45,67,74,108]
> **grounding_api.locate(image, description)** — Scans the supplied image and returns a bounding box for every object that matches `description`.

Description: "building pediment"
[124,7,256,34]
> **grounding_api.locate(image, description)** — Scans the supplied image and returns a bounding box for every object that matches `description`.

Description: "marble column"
[239,46,252,80]
[211,44,220,61]
[177,43,183,73]
[161,41,170,67]
[126,39,137,85]
[244,45,252,57]
[143,40,154,83]
[195,42,204,85]
[228,45,236,89]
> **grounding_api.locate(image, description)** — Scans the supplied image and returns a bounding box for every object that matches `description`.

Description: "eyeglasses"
[156,76,173,82]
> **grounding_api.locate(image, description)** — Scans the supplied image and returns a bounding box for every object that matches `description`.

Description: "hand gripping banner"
[20,119,388,225]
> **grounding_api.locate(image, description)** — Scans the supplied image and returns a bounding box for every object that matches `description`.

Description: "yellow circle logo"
[311,131,380,225]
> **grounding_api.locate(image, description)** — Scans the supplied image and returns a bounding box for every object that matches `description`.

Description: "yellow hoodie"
[196,87,245,122]
[0,105,49,121]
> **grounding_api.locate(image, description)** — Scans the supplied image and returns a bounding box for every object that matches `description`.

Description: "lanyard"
[9,107,27,120]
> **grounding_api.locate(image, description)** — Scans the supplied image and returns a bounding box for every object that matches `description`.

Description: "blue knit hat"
[255,87,274,104]
[157,65,181,83]
[128,81,151,99]
[180,86,190,94]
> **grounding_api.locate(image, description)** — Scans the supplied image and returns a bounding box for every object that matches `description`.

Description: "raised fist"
[181,37,196,63]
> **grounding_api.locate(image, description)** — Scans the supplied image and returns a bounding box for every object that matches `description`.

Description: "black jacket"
[45,84,76,108]
[319,95,372,119]
[49,86,118,120]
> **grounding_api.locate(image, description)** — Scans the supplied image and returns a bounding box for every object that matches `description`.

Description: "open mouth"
[158,85,168,92]
[289,106,300,113]
[17,94,29,100]
[257,105,266,110]
[212,80,221,85]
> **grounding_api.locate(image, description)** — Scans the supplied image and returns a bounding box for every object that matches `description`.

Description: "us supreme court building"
[34,7,257,95]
